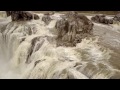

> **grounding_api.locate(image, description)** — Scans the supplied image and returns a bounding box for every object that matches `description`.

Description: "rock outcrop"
[91,14,113,24]
[6,11,40,21]
[42,15,52,25]
[42,12,55,25]
[55,11,94,47]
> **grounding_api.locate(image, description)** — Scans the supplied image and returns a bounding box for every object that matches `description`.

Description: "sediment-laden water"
[0,12,120,79]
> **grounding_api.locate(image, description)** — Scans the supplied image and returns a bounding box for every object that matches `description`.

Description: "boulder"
[55,11,94,47]
[42,15,52,25]
[6,11,40,21]
[33,14,40,20]
[91,14,113,24]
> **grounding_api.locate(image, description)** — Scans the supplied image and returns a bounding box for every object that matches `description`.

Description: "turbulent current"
[0,12,120,79]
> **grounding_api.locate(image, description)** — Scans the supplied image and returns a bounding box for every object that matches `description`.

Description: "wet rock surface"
[55,11,94,47]
[41,11,55,25]
[6,11,40,21]
[42,15,52,25]
[113,13,120,22]
[91,14,113,24]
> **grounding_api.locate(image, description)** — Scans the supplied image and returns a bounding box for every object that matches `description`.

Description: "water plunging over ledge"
[0,12,120,79]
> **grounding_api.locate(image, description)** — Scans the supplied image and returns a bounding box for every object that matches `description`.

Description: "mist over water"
[0,12,120,79]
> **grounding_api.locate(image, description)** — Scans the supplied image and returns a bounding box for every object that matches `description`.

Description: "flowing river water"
[0,12,120,79]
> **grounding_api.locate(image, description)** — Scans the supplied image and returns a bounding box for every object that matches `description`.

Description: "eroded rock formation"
[6,11,40,21]
[91,14,113,24]
[55,11,94,47]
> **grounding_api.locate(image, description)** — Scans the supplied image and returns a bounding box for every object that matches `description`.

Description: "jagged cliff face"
[0,12,120,79]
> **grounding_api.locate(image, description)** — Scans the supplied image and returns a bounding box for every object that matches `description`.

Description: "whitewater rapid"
[0,12,120,79]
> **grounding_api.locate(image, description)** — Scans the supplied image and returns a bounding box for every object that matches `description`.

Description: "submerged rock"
[55,11,94,47]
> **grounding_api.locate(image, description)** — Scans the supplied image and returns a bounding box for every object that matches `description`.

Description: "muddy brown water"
[0,12,120,79]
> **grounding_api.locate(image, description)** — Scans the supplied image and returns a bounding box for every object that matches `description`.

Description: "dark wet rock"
[113,13,120,22]
[26,36,54,64]
[6,11,11,17]
[33,14,40,20]
[34,60,41,67]
[55,11,94,47]
[108,19,113,24]
[34,59,46,67]
[65,11,78,18]
[6,11,39,21]
[91,14,113,24]
[26,36,47,64]
[26,36,41,64]
[20,37,26,43]
[41,11,55,25]
[42,15,52,25]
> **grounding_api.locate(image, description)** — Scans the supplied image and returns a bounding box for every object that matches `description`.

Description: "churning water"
[0,12,120,79]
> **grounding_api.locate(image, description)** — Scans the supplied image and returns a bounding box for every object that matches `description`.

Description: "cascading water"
[0,12,120,79]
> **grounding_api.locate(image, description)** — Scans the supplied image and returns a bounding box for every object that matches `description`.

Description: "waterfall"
[0,12,120,79]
